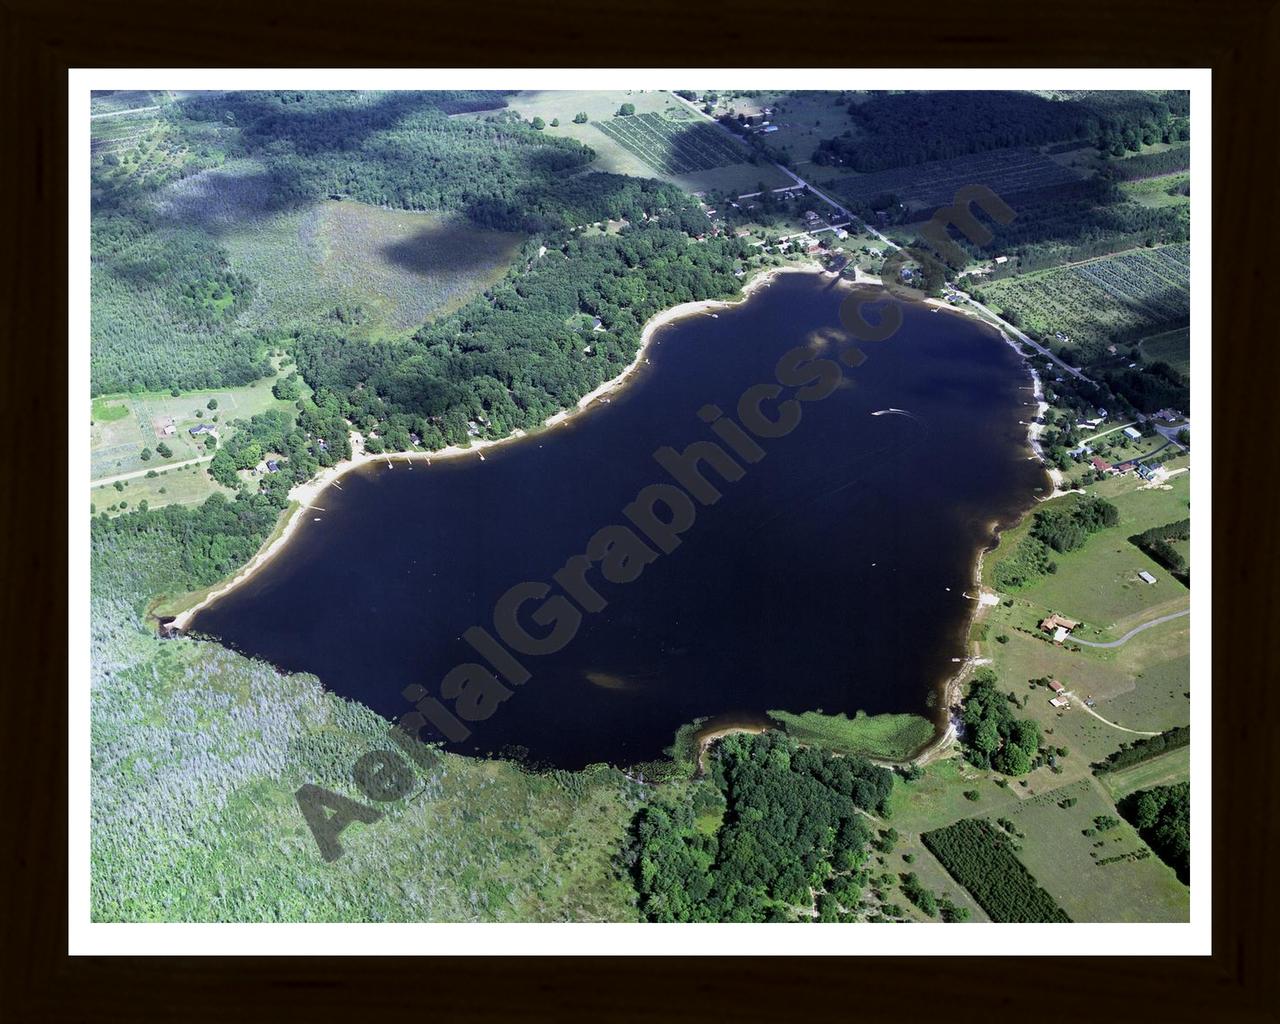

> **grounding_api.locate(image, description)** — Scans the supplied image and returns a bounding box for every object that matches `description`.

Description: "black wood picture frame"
[3,0,1275,1018]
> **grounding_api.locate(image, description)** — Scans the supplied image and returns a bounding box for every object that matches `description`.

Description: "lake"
[191,272,1049,768]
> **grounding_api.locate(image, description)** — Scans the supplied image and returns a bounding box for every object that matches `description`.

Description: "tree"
[550,118,560,127]
[530,117,545,130]
[573,111,588,124]
[156,442,172,458]
[616,103,635,117]
[207,398,218,410]
[140,448,152,461]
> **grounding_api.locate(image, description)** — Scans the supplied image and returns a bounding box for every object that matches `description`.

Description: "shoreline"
[915,297,1058,765]
[170,260,822,630]
[172,273,1055,776]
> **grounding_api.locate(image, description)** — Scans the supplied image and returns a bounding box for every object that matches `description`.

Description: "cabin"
[993,255,1008,265]
[1049,697,1070,709]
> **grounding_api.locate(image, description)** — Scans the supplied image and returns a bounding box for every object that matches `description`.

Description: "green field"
[984,473,1191,631]
[769,709,936,761]
[1097,746,1191,801]
[1120,173,1191,211]
[1004,778,1188,921]
[1139,327,1192,377]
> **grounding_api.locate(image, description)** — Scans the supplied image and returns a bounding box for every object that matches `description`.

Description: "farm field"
[1139,327,1192,377]
[1004,778,1188,922]
[497,90,791,195]
[981,244,1190,359]
[593,112,749,176]
[826,147,1081,216]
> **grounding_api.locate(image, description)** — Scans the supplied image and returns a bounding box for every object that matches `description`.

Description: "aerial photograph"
[87,84,1195,927]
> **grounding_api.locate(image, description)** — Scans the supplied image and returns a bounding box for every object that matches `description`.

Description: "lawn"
[768,709,936,761]
[1004,777,1188,922]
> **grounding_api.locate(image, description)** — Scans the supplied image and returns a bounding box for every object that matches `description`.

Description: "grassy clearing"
[93,464,233,519]
[1097,746,1191,801]
[769,709,936,761]
[1120,173,1191,210]
[1139,326,1192,377]
[1004,778,1188,921]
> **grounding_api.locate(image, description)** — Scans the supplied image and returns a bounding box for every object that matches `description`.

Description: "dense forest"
[960,670,1044,775]
[813,90,1189,172]
[1119,783,1190,884]
[294,218,750,447]
[624,733,893,922]
[93,87,753,464]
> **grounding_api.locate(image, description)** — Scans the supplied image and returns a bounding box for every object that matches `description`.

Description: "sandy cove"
[170,262,823,631]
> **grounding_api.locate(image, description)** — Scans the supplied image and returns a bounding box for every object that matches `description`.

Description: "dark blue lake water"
[192,272,1048,768]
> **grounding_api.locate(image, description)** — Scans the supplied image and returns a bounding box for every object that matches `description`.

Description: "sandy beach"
[170,261,823,630]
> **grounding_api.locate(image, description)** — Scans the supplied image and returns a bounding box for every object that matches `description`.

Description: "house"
[1123,426,1143,440]
[835,228,849,240]
[1054,331,1070,342]
[1049,697,1070,709]
[1091,456,1112,473]
[591,316,604,331]
[1049,679,1065,693]
[993,255,1008,265]
[266,460,280,473]
[761,125,779,133]
[1138,570,1157,585]
[1039,614,1080,644]
[1137,463,1154,480]
[189,423,215,436]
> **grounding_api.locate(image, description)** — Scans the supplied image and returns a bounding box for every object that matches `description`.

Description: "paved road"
[92,454,212,488]
[1070,608,1191,649]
